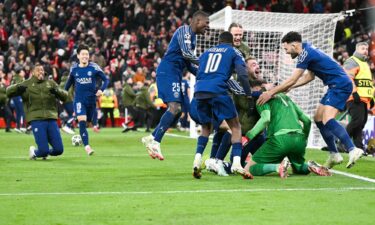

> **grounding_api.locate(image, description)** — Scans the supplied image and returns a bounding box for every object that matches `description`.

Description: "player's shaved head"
[281,31,302,43]
[192,10,209,20]
[219,32,233,44]
[191,10,209,35]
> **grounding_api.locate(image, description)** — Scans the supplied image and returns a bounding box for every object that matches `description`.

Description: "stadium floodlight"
[191,6,343,148]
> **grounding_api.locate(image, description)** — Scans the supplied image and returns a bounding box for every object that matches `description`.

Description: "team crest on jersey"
[173,91,180,98]
[184,33,191,44]
[88,71,92,76]
[75,73,78,77]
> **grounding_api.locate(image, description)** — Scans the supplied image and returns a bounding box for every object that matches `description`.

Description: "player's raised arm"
[178,26,199,65]
[64,66,75,91]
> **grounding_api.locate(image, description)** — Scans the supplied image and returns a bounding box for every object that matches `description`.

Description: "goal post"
[192,6,344,148]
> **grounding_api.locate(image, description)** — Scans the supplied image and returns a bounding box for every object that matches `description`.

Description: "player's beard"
[291,53,298,59]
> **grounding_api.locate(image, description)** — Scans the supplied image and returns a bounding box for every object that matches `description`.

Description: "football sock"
[79,121,89,146]
[324,119,355,151]
[210,131,224,158]
[215,132,232,160]
[250,164,277,176]
[231,142,242,158]
[196,136,209,154]
[316,121,338,153]
[153,111,175,143]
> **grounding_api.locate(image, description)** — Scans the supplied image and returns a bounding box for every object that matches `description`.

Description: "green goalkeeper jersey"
[247,93,311,139]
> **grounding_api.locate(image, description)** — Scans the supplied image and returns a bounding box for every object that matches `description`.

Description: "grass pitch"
[0,128,375,225]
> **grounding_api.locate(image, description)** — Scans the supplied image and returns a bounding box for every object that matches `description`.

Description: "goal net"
[192,6,344,148]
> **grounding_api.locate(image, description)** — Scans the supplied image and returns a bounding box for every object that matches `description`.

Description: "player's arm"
[64,72,75,91]
[96,66,109,96]
[293,102,311,138]
[291,70,315,89]
[6,82,27,98]
[177,27,199,65]
[257,68,305,105]
[50,81,69,102]
[245,104,270,139]
[233,50,251,97]
[186,62,198,76]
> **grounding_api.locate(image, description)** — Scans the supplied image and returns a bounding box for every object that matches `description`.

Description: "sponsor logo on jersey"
[76,77,92,84]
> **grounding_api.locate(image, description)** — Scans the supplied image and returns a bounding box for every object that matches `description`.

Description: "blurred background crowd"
[0,0,374,131]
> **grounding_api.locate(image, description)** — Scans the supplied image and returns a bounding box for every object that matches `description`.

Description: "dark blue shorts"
[320,86,352,111]
[74,101,96,122]
[156,61,184,103]
[196,95,237,130]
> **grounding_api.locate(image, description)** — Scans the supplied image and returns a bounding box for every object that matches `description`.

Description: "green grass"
[0,128,375,225]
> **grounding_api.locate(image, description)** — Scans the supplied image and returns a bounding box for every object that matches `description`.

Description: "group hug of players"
[141,11,369,179]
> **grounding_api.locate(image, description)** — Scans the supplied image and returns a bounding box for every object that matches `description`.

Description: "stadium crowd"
[0,0,374,131]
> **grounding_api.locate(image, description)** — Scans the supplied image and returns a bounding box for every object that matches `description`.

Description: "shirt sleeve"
[93,64,109,91]
[246,104,270,139]
[64,68,74,91]
[296,48,311,70]
[233,49,252,97]
[177,26,199,65]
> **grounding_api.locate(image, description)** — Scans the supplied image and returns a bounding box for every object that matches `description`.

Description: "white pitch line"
[331,169,375,183]
[0,187,375,197]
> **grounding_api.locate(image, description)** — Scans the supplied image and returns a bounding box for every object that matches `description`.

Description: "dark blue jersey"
[296,42,351,88]
[195,43,250,96]
[162,25,198,70]
[65,62,109,103]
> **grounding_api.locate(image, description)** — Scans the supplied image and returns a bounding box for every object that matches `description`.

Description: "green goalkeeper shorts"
[252,132,307,170]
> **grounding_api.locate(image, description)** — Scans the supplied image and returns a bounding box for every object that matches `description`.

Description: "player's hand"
[257,92,272,105]
[49,88,58,96]
[96,90,103,97]
[17,85,27,94]
[352,92,361,103]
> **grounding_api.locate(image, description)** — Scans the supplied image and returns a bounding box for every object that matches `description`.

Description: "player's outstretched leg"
[308,160,332,176]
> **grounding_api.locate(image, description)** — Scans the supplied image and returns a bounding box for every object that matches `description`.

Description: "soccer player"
[141,11,209,160]
[6,64,68,159]
[343,42,374,155]
[65,44,109,155]
[257,31,364,168]
[244,92,331,178]
[192,31,253,179]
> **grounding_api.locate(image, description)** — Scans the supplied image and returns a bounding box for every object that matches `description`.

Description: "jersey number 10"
[204,53,222,73]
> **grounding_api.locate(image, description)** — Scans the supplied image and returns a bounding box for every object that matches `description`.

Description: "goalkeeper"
[244,92,331,178]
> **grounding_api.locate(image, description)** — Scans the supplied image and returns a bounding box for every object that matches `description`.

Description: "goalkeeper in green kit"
[243,92,331,178]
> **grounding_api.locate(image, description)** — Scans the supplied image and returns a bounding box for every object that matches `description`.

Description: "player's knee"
[52,148,64,156]
[168,102,182,115]
[38,148,50,158]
